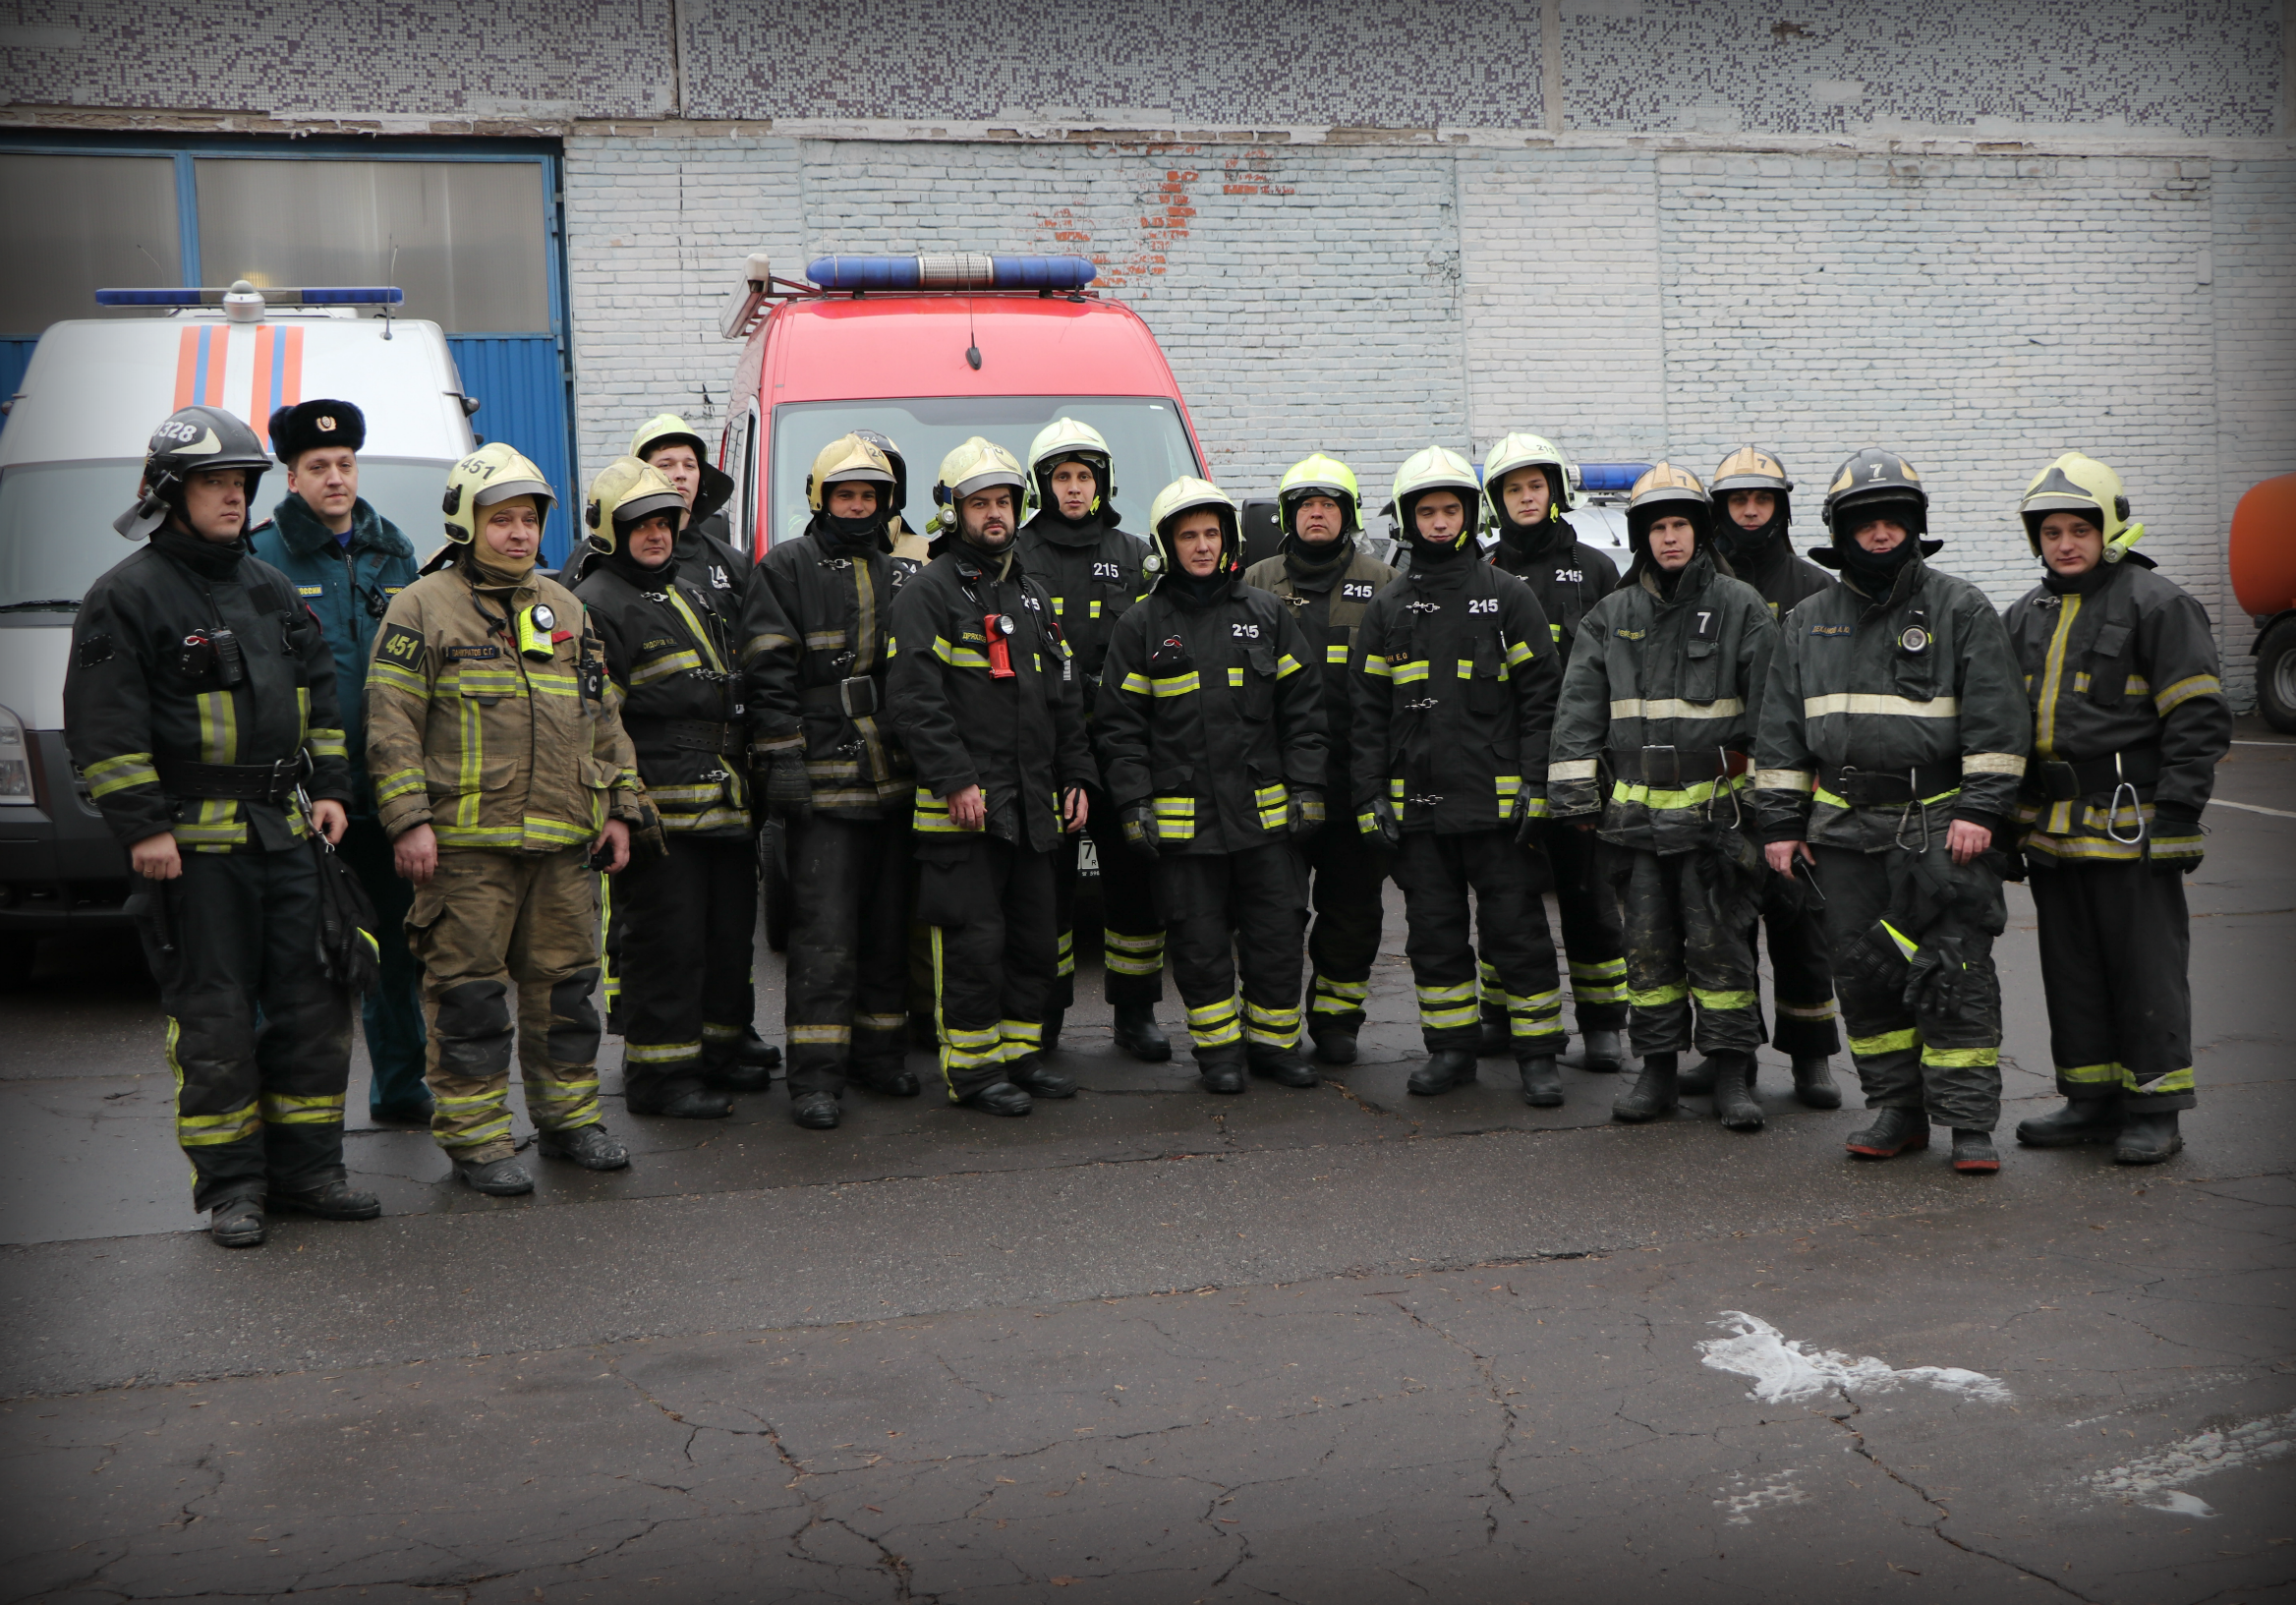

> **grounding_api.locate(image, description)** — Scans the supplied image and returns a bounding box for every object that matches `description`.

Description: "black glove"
[2146,809,2205,875]
[1120,801,1161,861]
[1289,787,1325,840]
[626,798,668,861]
[762,753,812,823]
[1511,791,1546,847]
[1363,795,1402,850]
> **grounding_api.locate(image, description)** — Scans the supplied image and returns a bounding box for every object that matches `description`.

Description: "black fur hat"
[269,398,366,464]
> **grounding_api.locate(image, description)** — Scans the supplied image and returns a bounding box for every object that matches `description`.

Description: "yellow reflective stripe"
[743,630,796,658]
[664,590,728,675]
[1803,693,1961,718]
[258,1091,345,1124]
[1814,786,1961,811]
[1228,665,1245,688]
[307,726,348,760]
[1849,1028,1920,1056]
[1549,759,1599,782]
[1963,752,2026,776]
[932,636,994,670]
[626,1039,706,1060]
[2154,673,2221,716]
[1756,768,1816,792]
[1609,773,1750,811]
[2058,1060,2122,1085]
[171,821,249,845]
[1506,639,1534,666]
[369,658,427,695]
[1610,697,1745,720]
[432,824,526,847]
[1776,1000,1838,1019]
[523,817,593,848]
[1921,1045,1998,1068]
[527,669,581,700]
[1569,958,1626,982]
[1361,657,1394,679]
[1151,672,1200,697]
[1627,982,1688,1007]
[85,751,158,798]
[1455,659,1474,679]
[455,667,527,695]
[1120,670,1154,696]
[1390,659,1429,683]
[1276,654,1303,679]
[1693,988,1757,1011]
[1325,643,1350,664]
[178,1102,259,1146]
[2034,593,2081,758]
[1417,980,1476,1003]
[630,649,703,687]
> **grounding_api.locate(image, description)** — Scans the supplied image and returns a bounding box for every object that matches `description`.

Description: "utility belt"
[155,754,309,804]
[1817,759,1963,806]
[2021,745,2159,803]
[800,675,882,718]
[1607,745,1750,788]
[629,717,744,758]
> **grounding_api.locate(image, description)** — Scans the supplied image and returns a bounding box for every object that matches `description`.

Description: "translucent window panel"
[0,155,181,334]
[195,159,548,333]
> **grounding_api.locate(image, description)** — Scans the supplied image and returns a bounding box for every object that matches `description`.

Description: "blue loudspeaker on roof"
[1577,462,1654,494]
[805,255,1098,292]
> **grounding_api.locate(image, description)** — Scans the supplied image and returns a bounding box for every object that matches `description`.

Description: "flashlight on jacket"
[518,603,557,661]
[984,612,1016,679]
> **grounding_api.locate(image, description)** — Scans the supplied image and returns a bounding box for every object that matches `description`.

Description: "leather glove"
[1119,801,1161,861]
[1362,795,1402,850]
[1288,787,1325,840]
[2146,809,2205,875]
[762,753,812,823]
[626,799,668,861]
[1511,791,1546,847]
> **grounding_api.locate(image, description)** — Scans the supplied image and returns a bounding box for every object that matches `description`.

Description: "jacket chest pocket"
[1680,636,1722,705]
[1892,623,1939,702]
[1234,641,1278,721]
[1463,629,1509,716]
[2083,617,2135,709]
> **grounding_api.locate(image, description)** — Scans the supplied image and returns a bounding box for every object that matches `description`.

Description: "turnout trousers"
[1155,844,1310,1068]
[133,846,354,1212]
[618,833,759,1105]
[2028,860,2196,1114]
[1483,819,1627,1040]
[1755,871,1842,1058]
[1609,840,1763,1059]
[915,836,1059,1101]
[1052,783,1166,1009]
[1393,830,1565,1055]
[1300,822,1389,1035]
[406,845,607,1163]
[1813,842,2005,1131]
[337,813,429,1115]
[784,811,913,1097]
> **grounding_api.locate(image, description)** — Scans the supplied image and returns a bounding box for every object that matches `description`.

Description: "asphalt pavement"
[1,718,2290,1604]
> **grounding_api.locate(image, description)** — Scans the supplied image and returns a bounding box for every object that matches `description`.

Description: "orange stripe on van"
[172,327,201,410]
[250,325,276,443]
[280,326,304,410]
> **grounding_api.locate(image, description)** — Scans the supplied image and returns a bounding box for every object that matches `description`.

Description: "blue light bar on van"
[95,286,405,306]
[1577,462,1653,493]
[804,255,1097,292]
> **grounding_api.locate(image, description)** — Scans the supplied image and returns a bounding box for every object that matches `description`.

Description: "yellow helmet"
[440,442,553,546]
[804,432,896,514]
[1711,445,1793,495]
[1481,432,1572,528]
[630,413,708,462]
[1277,453,1362,540]
[583,456,685,556]
[1391,445,1481,551]
[1026,417,1116,520]
[1145,476,1241,579]
[2020,452,2143,560]
[930,436,1028,533]
[1626,462,1714,554]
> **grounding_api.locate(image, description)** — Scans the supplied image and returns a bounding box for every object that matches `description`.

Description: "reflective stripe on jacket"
[1015,516,1147,693]
[1243,539,1394,792]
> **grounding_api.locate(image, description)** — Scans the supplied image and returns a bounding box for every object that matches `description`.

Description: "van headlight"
[0,705,33,805]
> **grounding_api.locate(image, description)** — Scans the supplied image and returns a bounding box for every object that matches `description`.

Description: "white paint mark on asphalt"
[2086,1408,2295,1515]
[2210,797,2296,819]
[1715,1467,1808,1523]
[1697,1311,2013,1404]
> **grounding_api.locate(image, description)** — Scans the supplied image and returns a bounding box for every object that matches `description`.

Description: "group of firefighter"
[64,398,2231,1247]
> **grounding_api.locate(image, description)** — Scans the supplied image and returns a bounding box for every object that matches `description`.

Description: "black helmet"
[852,429,910,524]
[1822,447,1930,542]
[114,405,271,540]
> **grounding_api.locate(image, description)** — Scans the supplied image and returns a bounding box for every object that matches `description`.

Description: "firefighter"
[1479,433,1629,1073]
[1754,448,2031,1175]
[885,437,1096,1116]
[1015,418,1171,1061]
[2004,454,2229,1164]
[248,398,430,1126]
[1549,466,1777,1129]
[365,444,657,1194]
[1352,446,1565,1103]
[1240,454,1396,1064]
[575,457,771,1120]
[1685,446,1843,1109]
[1098,477,1327,1092]
[746,434,922,1128]
[67,405,376,1247]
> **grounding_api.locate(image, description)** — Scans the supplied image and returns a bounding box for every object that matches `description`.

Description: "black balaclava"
[1626,497,1712,597]
[817,482,892,553]
[1714,490,1791,569]
[604,517,681,589]
[1030,454,1114,543]
[153,518,248,581]
[1160,512,1238,604]
[1400,489,1470,567]
[1492,464,1570,561]
[1826,494,1926,595]
[1279,493,1353,590]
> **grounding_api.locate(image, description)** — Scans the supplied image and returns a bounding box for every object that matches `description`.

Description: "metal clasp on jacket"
[1404,600,1440,614]
[1406,792,1444,809]
[2104,750,2146,844]
[819,556,855,571]
[1403,697,1438,712]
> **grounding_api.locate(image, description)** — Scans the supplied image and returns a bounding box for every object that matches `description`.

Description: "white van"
[0,286,476,965]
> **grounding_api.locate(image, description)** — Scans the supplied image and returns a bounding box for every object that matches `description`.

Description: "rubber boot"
[269,1178,382,1220]
[1039,1008,1064,1056]
[1951,1128,2000,1173]
[1846,1107,1929,1159]
[1199,1051,1247,1095]
[1407,1048,1478,1096]
[369,1092,436,1126]
[1708,1051,1764,1131]
[1562,1028,1625,1073]
[1790,1055,1841,1110]
[1248,1043,1320,1088]
[2016,1097,2123,1148]
[1678,1055,1719,1096]
[627,1078,734,1119]
[790,1091,841,1129]
[208,1195,266,1247]
[2113,1112,2183,1165]
[1477,1011,1510,1057]
[1612,1051,1679,1123]
[454,1156,534,1196]
[1308,1021,1359,1066]
[853,1060,921,1098]
[962,1081,1033,1117]
[1113,1003,1172,1062]
[705,1027,781,1092]
[538,1124,631,1171]
[1007,1054,1078,1099]
[1518,1055,1563,1108]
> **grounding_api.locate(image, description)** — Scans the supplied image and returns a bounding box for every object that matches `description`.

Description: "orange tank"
[2229,473,2296,618]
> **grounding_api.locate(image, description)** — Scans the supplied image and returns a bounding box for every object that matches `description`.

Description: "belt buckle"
[1640,744,1681,789]
[839,676,877,718]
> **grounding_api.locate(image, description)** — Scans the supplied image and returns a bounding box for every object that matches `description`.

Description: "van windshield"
[766,397,1201,548]
[0,458,452,610]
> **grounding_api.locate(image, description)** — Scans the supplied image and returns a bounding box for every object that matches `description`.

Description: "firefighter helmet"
[930,437,1028,534]
[1276,452,1363,540]
[629,413,709,462]
[2020,452,2143,560]
[1625,463,1714,553]
[804,433,896,514]
[1481,432,1572,528]
[583,456,686,556]
[1822,447,1928,539]
[1391,446,1482,552]
[1146,476,1241,579]
[114,405,272,540]
[851,429,909,522]
[1025,417,1116,521]
[1710,445,1793,495]
[440,442,554,546]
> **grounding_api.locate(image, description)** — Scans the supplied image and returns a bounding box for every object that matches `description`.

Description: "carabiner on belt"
[2103,750,2147,844]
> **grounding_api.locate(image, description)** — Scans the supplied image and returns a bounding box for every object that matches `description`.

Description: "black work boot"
[1678,1055,1719,1096]
[2016,1097,2123,1148]
[2114,1112,2183,1165]
[1248,1043,1320,1089]
[1846,1108,1930,1159]
[369,1093,435,1126]
[789,1091,841,1130]
[454,1156,534,1196]
[1562,1028,1625,1073]
[1199,1055,1247,1095]
[1951,1128,2000,1173]
[208,1195,266,1247]
[627,1078,734,1119]
[1612,1052,1679,1122]
[269,1178,382,1221]
[1113,1003,1172,1062]
[962,1081,1033,1117]
[1518,1055,1564,1108]
[702,1051,774,1096]
[1408,1048,1479,1096]
[1791,1055,1841,1110]
[1708,1052,1764,1131]
[1477,1012,1510,1057]
[538,1124,631,1171]
[1006,1054,1078,1099]
[1039,1009,1064,1056]
[1308,1021,1359,1065]
[853,1060,921,1098]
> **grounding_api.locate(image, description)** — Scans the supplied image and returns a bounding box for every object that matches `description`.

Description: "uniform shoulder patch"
[376,622,426,665]
[296,584,324,598]
[76,632,114,668]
